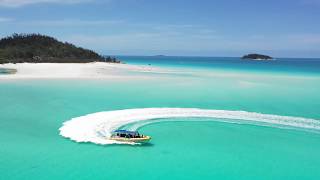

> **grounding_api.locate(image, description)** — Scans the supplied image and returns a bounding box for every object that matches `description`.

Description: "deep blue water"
[116,56,320,75]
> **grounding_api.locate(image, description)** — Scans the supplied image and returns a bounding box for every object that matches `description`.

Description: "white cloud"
[63,31,222,53]
[0,0,92,7]
[61,32,320,57]
[80,32,319,51]
[287,34,320,44]
[21,19,123,26]
[220,33,320,53]
[0,17,13,22]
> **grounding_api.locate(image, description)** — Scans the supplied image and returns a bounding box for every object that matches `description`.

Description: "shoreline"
[0,62,176,79]
[1,62,319,81]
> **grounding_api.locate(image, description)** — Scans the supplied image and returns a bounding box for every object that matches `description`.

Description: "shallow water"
[1,57,320,179]
[119,56,320,75]
[0,68,16,74]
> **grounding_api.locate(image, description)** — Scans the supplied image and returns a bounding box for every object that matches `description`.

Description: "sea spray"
[59,108,320,145]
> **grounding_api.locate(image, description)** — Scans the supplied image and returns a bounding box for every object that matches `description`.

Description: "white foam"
[59,108,320,145]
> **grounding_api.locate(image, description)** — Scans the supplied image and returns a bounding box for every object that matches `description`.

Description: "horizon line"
[103,54,320,59]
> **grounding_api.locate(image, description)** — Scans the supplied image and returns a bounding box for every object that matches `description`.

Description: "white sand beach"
[1,62,318,81]
[0,62,173,79]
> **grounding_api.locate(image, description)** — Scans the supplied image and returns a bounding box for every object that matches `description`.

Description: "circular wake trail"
[59,108,320,145]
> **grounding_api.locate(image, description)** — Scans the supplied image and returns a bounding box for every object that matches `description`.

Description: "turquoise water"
[0,68,15,74]
[1,57,320,179]
[119,56,320,75]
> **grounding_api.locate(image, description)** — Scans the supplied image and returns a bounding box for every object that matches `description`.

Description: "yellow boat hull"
[110,136,151,143]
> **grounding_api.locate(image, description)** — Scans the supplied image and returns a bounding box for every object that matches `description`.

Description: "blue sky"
[0,0,320,57]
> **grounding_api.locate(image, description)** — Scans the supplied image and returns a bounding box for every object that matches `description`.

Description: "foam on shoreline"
[59,108,320,145]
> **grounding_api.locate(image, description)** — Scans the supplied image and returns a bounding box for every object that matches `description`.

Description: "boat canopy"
[113,130,139,135]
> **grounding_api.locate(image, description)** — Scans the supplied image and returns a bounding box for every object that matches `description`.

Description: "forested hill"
[0,34,120,63]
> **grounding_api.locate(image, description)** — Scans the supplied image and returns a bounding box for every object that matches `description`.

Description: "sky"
[0,0,320,57]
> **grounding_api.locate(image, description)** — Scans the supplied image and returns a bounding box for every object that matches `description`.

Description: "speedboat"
[110,130,151,143]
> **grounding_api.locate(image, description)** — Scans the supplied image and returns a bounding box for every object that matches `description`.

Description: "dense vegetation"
[241,53,273,60]
[0,33,120,64]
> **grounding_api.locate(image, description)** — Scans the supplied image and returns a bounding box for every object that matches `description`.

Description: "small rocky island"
[0,33,121,64]
[241,53,273,60]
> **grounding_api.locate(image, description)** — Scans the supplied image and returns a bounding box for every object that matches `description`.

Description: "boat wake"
[59,108,320,145]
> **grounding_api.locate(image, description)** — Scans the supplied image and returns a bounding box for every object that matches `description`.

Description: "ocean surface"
[119,56,320,75]
[1,56,320,179]
[0,68,15,74]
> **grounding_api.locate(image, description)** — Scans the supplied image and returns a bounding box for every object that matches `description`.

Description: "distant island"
[241,53,273,60]
[0,33,121,64]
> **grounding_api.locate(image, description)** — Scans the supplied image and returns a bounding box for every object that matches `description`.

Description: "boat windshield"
[112,130,142,138]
